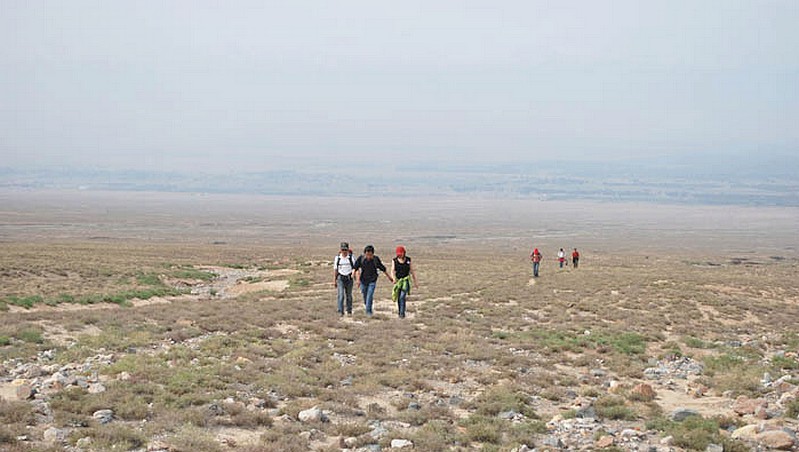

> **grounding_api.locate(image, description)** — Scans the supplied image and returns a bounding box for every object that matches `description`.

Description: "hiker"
[353,245,392,316]
[558,248,566,268]
[530,248,542,277]
[333,242,355,315]
[572,248,580,268]
[391,245,418,319]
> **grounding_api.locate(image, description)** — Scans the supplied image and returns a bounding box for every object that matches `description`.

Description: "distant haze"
[2,1,798,173]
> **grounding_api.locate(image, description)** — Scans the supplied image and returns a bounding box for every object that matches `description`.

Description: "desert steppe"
[1,190,799,451]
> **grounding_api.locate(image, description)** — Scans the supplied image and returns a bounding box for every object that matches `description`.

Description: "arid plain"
[1,189,799,451]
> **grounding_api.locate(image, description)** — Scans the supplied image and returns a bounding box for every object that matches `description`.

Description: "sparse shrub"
[470,384,538,418]
[770,355,799,370]
[594,396,636,420]
[0,399,35,425]
[507,420,547,444]
[290,278,310,287]
[259,428,309,451]
[168,425,223,452]
[645,415,749,451]
[683,336,715,349]
[136,273,163,287]
[0,336,10,346]
[17,328,44,344]
[460,415,501,444]
[702,351,765,396]
[170,268,216,281]
[335,421,371,437]
[409,420,464,452]
[74,424,146,450]
[4,295,43,309]
[785,399,799,418]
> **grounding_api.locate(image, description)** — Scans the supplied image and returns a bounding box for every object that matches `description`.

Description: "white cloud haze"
[1,1,797,172]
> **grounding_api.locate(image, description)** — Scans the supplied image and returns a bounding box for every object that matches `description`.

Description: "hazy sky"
[2,1,797,172]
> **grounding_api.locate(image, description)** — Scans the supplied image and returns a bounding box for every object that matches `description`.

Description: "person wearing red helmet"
[391,245,418,318]
[530,247,542,277]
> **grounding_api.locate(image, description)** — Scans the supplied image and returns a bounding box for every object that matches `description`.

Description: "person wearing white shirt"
[333,242,355,315]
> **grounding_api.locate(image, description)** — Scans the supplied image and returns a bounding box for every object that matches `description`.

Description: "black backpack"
[335,254,354,270]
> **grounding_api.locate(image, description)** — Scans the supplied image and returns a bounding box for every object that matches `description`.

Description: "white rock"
[87,383,106,394]
[92,409,114,424]
[391,439,413,449]
[298,406,325,423]
[43,427,67,443]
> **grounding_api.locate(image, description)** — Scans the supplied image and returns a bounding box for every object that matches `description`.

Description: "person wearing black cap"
[353,245,393,316]
[333,242,355,316]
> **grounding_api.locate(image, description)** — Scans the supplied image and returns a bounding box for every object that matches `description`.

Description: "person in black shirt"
[391,245,418,318]
[353,245,393,316]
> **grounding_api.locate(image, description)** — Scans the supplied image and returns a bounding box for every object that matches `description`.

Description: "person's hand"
[333,281,338,288]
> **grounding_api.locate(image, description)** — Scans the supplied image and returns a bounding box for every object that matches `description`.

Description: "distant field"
[1,190,798,451]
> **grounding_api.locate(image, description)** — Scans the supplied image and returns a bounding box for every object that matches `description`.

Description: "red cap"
[396,245,406,256]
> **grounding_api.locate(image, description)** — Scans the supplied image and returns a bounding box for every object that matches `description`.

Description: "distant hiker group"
[530,247,580,277]
[333,242,418,318]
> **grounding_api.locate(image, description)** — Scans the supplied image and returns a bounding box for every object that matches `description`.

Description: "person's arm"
[377,257,393,283]
[390,259,396,282]
[352,256,361,285]
[333,257,338,287]
[409,260,418,288]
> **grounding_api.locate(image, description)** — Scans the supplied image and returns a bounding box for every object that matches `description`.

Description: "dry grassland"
[1,191,798,451]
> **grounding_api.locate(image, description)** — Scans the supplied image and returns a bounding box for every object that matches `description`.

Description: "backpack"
[335,254,354,270]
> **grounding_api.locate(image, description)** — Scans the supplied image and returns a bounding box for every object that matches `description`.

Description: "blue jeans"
[533,262,540,277]
[360,281,376,315]
[397,289,407,318]
[337,275,353,314]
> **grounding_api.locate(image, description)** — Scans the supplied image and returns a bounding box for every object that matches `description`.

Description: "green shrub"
[595,396,636,420]
[0,336,10,346]
[460,415,501,444]
[135,273,163,287]
[646,416,749,451]
[17,329,44,344]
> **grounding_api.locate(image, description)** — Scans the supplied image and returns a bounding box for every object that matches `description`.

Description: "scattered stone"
[448,395,464,406]
[660,435,674,446]
[670,408,700,422]
[118,371,132,381]
[590,368,607,377]
[408,402,421,411]
[732,395,767,416]
[542,436,563,448]
[341,376,353,386]
[88,382,106,394]
[621,428,640,438]
[595,435,614,448]
[630,383,657,401]
[757,430,795,450]
[43,427,67,443]
[498,410,518,420]
[298,406,326,423]
[92,409,114,424]
[575,406,596,419]
[391,439,413,449]
[731,424,760,441]
[369,424,389,440]
[754,405,769,419]
[15,383,34,400]
[76,436,92,448]
[705,443,723,452]
[608,380,623,394]
[343,437,359,448]
[147,440,170,451]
